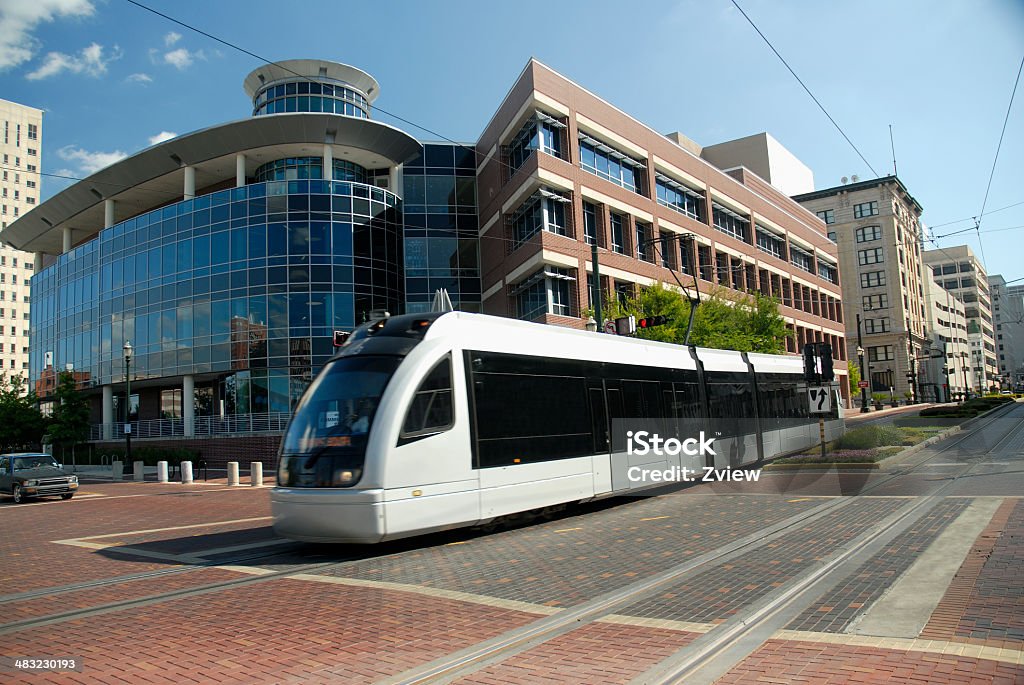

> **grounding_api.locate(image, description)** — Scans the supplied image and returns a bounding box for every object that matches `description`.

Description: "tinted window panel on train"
[467,351,592,467]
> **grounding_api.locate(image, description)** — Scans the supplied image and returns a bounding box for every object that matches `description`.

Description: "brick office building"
[475,60,847,398]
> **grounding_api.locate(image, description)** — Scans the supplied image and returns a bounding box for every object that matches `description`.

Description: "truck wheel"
[12,484,23,504]
[61,493,74,500]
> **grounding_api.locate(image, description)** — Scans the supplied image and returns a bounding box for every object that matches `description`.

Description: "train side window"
[400,355,453,439]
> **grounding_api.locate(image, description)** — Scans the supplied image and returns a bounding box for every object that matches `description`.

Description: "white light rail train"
[272,312,843,543]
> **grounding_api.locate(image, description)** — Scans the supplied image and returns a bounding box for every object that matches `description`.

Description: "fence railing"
[90,412,293,441]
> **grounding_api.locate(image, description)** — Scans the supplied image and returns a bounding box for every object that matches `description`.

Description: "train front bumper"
[271,487,385,544]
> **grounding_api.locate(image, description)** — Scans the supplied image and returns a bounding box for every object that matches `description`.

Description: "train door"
[383,353,481,537]
[588,380,612,495]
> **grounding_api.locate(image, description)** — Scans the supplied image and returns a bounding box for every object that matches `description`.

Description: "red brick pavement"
[452,622,699,685]
[716,638,1024,684]
[0,578,539,684]
[1,567,246,623]
[922,498,1023,649]
[0,484,270,592]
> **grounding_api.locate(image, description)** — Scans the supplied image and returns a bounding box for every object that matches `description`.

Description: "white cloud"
[164,31,181,47]
[163,47,193,70]
[26,41,121,80]
[149,37,206,71]
[0,0,94,71]
[125,72,152,84]
[148,131,177,146]
[57,145,128,175]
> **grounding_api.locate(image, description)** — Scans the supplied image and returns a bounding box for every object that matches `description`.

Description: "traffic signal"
[614,316,636,336]
[637,315,668,329]
[819,343,834,382]
[803,343,820,384]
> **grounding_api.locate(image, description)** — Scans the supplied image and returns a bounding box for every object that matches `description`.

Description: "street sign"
[858,380,869,389]
[604,321,618,335]
[807,386,831,414]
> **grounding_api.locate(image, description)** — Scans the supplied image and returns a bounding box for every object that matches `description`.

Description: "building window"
[635,222,653,262]
[858,247,884,265]
[754,225,786,260]
[507,112,566,174]
[513,267,574,320]
[868,345,894,362]
[712,203,750,242]
[816,209,835,224]
[818,261,837,284]
[27,124,37,141]
[578,134,644,194]
[614,280,633,307]
[827,231,837,242]
[863,294,889,310]
[856,225,881,242]
[864,318,890,334]
[860,271,886,287]
[655,175,705,222]
[26,197,34,205]
[509,188,569,248]
[26,164,36,173]
[610,212,625,254]
[582,201,598,246]
[854,201,878,218]
[26,180,35,189]
[26,148,37,157]
[790,245,814,273]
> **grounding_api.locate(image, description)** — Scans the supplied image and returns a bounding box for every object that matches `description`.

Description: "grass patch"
[778,426,949,465]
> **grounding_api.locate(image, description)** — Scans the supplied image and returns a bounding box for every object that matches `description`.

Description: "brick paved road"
[0,405,1021,684]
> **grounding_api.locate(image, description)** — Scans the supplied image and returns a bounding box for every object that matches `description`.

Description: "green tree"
[621,284,791,354]
[0,374,47,452]
[48,371,91,461]
[847,359,861,397]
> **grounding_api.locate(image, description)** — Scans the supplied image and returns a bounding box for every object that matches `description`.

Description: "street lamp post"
[856,313,868,413]
[123,341,133,463]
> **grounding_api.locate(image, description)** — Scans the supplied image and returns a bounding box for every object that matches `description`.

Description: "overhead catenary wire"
[730,0,879,178]
[973,52,1024,274]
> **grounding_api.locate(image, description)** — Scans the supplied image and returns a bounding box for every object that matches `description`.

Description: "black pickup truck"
[0,453,79,503]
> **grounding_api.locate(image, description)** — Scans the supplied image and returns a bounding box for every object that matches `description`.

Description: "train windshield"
[278,355,400,487]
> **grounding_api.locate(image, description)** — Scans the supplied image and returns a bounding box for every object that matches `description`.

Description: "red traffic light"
[637,315,668,329]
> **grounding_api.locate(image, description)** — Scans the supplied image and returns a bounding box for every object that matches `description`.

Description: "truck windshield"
[278,355,400,487]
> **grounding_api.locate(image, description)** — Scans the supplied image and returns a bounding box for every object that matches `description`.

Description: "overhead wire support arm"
[641,232,702,346]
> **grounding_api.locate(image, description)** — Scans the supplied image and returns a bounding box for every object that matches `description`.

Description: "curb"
[764,462,879,471]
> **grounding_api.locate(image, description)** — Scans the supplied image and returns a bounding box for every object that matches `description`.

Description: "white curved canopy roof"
[1,113,420,255]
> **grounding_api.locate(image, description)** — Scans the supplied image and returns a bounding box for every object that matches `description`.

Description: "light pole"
[123,341,133,463]
[857,345,867,412]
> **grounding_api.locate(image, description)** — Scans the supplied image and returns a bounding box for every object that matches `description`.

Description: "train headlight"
[332,468,361,486]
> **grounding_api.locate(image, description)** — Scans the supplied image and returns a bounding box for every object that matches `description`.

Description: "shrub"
[835,426,883,450]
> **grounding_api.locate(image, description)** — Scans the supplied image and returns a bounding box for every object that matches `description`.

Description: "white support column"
[104,199,115,228]
[183,166,195,200]
[34,252,43,272]
[389,164,402,196]
[235,154,246,187]
[183,374,195,438]
[62,227,72,253]
[102,385,113,441]
[323,144,333,181]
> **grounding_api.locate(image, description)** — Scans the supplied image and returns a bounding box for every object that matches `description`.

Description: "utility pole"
[591,242,603,333]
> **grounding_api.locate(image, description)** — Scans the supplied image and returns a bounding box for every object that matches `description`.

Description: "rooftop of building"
[792,174,923,215]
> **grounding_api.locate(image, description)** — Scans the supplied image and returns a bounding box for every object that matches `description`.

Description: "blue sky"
[2,0,1022,283]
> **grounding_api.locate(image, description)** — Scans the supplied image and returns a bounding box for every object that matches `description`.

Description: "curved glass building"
[4,60,480,444]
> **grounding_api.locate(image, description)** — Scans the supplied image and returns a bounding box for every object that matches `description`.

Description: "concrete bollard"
[250,462,263,487]
[133,461,145,481]
[181,461,193,484]
[112,460,123,480]
[227,462,239,486]
[157,461,168,483]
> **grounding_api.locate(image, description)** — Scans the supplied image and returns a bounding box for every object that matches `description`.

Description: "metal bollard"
[157,461,168,483]
[112,460,124,480]
[133,461,145,481]
[227,462,239,486]
[250,462,263,487]
[181,461,193,484]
